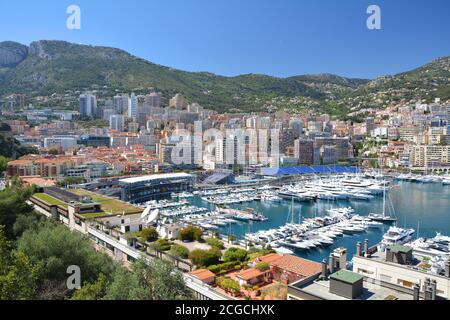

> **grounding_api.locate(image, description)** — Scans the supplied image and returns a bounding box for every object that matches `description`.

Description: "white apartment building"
[411,145,450,167]
[128,93,138,118]
[109,114,125,132]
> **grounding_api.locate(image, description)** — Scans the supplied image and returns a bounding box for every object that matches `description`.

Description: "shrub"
[178,226,203,242]
[149,239,172,251]
[207,261,239,274]
[216,277,240,295]
[206,237,225,250]
[137,227,159,242]
[169,244,189,259]
[255,262,270,271]
[223,247,248,263]
[188,249,221,267]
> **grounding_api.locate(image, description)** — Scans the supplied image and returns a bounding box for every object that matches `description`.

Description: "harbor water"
[187,181,450,262]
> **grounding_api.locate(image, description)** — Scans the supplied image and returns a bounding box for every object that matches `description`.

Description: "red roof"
[190,269,215,281]
[236,268,266,281]
[272,255,322,278]
[252,253,283,264]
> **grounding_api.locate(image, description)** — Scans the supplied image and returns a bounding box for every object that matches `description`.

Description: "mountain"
[0,40,449,115]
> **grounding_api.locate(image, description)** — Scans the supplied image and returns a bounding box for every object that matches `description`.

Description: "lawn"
[68,189,142,215]
[33,193,68,208]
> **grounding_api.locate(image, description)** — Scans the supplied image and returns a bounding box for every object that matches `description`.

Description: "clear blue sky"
[1,0,450,79]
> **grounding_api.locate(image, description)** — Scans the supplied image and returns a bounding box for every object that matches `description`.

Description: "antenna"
[417,220,420,240]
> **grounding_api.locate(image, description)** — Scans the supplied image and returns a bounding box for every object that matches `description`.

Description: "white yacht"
[380,226,415,247]
[274,246,294,255]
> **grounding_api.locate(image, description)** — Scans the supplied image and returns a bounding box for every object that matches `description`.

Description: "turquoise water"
[187,181,450,263]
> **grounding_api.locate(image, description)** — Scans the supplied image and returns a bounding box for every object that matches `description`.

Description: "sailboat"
[368,180,398,223]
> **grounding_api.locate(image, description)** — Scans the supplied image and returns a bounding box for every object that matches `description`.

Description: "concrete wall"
[353,255,450,299]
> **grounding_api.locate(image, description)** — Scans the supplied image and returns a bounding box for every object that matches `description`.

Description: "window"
[357,268,373,275]
[125,226,130,232]
[398,279,414,289]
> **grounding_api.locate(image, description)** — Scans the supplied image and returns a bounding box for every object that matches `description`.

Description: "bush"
[207,261,239,274]
[206,237,225,250]
[216,277,240,295]
[255,262,270,271]
[137,227,159,242]
[188,249,221,267]
[178,226,203,242]
[223,247,248,263]
[169,244,189,259]
[149,239,172,252]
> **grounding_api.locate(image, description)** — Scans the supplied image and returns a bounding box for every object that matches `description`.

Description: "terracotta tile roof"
[236,268,266,281]
[190,269,215,281]
[252,253,283,264]
[21,177,56,187]
[272,255,322,278]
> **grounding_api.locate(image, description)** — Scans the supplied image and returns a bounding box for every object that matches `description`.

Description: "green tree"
[169,244,189,259]
[70,274,108,300]
[149,238,172,251]
[188,249,221,267]
[216,277,240,295]
[0,156,9,173]
[0,226,38,300]
[255,262,270,271]
[206,237,225,250]
[223,247,248,263]
[178,226,203,242]
[0,183,35,238]
[17,222,116,285]
[105,259,192,300]
[138,227,159,242]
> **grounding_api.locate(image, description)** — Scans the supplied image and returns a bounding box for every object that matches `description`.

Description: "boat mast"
[298,205,302,224]
[382,180,386,218]
[291,197,294,224]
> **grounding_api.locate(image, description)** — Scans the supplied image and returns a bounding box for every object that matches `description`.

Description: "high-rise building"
[295,139,315,165]
[113,95,129,115]
[102,108,115,122]
[79,94,97,118]
[366,117,375,134]
[145,93,162,108]
[110,114,125,132]
[169,93,188,110]
[128,93,138,118]
[321,145,338,165]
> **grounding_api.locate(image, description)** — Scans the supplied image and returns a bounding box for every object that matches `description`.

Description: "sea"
[187,180,450,263]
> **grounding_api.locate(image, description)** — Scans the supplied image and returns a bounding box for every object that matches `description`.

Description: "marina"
[181,177,450,263]
[133,174,450,265]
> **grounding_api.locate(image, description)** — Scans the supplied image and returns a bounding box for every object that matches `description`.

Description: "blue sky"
[1,0,449,79]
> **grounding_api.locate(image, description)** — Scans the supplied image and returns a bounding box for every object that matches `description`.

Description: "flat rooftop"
[293,277,413,300]
[353,250,449,279]
[32,189,142,219]
[119,173,193,184]
[330,270,363,285]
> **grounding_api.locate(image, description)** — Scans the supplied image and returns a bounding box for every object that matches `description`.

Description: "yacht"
[380,226,415,247]
[368,181,398,223]
[274,246,294,255]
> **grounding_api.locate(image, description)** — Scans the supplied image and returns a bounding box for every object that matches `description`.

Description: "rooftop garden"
[68,189,142,215]
[33,193,68,208]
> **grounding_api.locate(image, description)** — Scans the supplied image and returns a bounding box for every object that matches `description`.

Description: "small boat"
[274,246,294,255]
